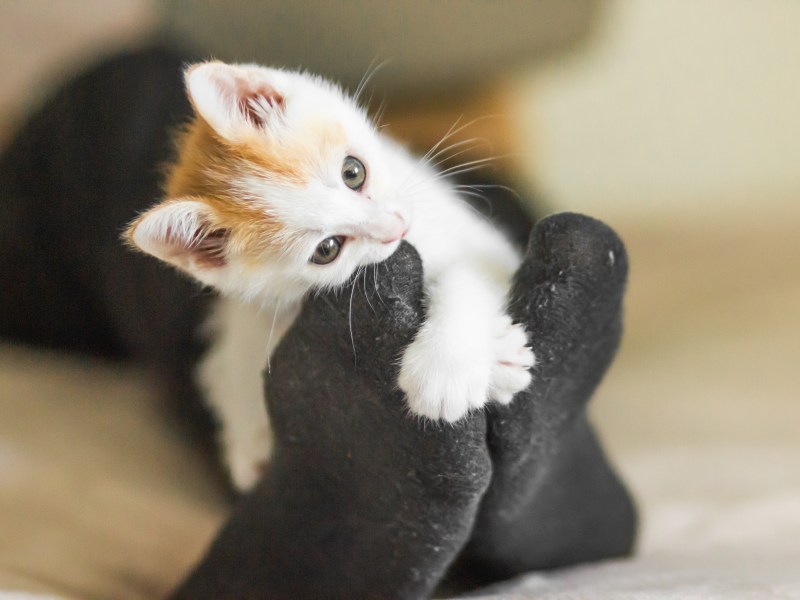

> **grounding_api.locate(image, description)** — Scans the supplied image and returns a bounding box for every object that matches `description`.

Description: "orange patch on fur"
[311,120,347,155]
[201,195,283,259]
[149,115,349,263]
[235,136,306,184]
[161,118,290,258]
[166,119,306,197]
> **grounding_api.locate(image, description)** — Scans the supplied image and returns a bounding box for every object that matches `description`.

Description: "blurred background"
[1,1,799,598]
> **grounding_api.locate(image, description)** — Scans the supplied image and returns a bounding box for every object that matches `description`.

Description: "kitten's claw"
[489,319,534,405]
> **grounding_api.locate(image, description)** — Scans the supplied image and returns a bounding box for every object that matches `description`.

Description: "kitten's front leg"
[398,265,534,422]
[198,298,299,491]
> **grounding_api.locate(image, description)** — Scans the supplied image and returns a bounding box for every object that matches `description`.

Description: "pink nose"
[378,214,408,244]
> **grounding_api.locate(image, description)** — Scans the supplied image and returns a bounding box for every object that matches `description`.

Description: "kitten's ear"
[126,199,230,277]
[185,61,284,140]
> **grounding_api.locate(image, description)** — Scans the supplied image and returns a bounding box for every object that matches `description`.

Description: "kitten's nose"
[377,213,408,244]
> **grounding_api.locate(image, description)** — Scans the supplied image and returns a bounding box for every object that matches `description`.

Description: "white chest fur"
[196,296,298,490]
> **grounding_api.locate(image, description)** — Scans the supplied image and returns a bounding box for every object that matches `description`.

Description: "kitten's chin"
[218,275,309,308]
[367,240,402,265]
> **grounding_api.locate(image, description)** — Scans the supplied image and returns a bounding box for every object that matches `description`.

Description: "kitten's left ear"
[125,198,230,278]
[186,61,284,141]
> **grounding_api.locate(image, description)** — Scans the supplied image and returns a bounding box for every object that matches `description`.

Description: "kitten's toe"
[225,427,273,492]
[489,321,535,404]
[400,372,488,423]
[439,386,481,422]
[490,362,533,404]
[399,347,490,423]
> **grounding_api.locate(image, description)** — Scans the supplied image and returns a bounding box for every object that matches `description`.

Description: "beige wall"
[517,0,800,219]
[2,1,799,222]
[0,0,155,143]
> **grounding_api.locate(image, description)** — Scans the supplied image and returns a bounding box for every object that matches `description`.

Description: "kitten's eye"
[342,156,366,190]
[310,236,344,265]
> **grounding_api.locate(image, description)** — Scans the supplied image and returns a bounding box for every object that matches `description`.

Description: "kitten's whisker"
[420,146,474,173]
[361,268,375,313]
[431,154,520,182]
[265,305,280,374]
[348,267,363,366]
[419,114,502,165]
[455,188,493,202]
[436,165,494,180]
[354,58,389,105]
[373,99,388,128]
[454,182,522,215]
[424,137,491,168]
[403,117,503,195]
[454,182,522,200]
[454,189,494,215]
[436,155,509,177]
[427,143,489,172]
[418,115,467,165]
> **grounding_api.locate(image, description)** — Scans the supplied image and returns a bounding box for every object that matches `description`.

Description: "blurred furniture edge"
[160,0,602,99]
[160,0,603,164]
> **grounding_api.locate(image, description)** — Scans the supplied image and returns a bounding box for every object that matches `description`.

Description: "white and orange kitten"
[127,61,534,491]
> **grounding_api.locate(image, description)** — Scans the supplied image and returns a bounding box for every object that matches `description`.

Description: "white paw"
[398,337,492,423]
[488,317,535,404]
[224,426,274,492]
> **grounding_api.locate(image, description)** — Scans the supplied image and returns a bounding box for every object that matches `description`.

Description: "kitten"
[126,61,534,491]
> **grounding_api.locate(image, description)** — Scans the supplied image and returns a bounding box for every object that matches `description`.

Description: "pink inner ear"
[235,81,284,128]
[164,225,230,269]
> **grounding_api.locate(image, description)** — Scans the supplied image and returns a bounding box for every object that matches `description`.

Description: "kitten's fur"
[126,62,534,490]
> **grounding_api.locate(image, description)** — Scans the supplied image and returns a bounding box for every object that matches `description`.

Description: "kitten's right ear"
[185,61,284,141]
[125,199,230,277]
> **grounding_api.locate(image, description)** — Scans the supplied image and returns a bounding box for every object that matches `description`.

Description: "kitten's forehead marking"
[237,119,347,186]
[311,120,347,151]
[236,137,305,184]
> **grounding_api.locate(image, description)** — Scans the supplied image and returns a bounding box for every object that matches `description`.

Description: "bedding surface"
[2,215,799,599]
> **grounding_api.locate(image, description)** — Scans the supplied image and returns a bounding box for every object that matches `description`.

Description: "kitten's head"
[126,61,411,304]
